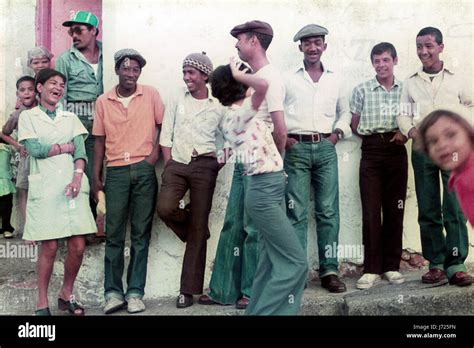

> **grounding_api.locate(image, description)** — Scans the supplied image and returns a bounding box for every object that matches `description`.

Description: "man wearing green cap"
[56,11,103,237]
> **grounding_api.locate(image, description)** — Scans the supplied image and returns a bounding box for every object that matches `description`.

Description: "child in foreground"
[418,109,474,227]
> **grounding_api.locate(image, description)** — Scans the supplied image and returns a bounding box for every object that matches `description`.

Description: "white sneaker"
[384,271,405,284]
[356,273,381,289]
[127,297,146,314]
[104,297,125,314]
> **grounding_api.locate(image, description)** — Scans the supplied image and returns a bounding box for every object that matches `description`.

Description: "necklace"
[116,86,126,98]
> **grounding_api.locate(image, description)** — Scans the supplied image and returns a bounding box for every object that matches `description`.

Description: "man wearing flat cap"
[157,52,225,309]
[56,10,104,240]
[92,49,164,314]
[199,20,296,315]
[284,24,352,293]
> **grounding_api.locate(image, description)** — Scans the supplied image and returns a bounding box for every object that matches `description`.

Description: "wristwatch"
[334,129,343,140]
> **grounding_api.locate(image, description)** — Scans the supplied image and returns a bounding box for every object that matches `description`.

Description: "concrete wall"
[1,0,473,299]
[1,0,36,124]
[101,0,473,297]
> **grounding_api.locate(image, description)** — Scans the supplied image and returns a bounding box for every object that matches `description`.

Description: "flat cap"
[114,48,147,69]
[293,24,328,42]
[230,20,273,38]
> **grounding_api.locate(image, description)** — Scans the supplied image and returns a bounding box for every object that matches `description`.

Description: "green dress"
[0,144,16,196]
[17,106,97,241]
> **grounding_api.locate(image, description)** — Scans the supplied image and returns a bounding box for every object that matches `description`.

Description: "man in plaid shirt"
[350,42,408,290]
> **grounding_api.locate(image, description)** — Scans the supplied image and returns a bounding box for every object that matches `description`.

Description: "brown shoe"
[198,294,219,305]
[321,275,346,293]
[176,293,193,308]
[421,269,447,284]
[235,297,249,309]
[449,272,473,287]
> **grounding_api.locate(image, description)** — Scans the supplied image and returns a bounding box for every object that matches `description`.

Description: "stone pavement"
[0,237,472,316]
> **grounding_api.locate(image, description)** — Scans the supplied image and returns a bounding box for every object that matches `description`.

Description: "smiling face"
[416,34,444,71]
[29,57,51,75]
[16,80,36,108]
[116,58,141,92]
[299,36,327,66]
[37,75,65,108]
[425,116,473,171]
[372,51,397,81]
[183,65,208,94]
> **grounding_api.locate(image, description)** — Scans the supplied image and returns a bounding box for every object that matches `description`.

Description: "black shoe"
[176,293,194,308]
[321,275,347,293]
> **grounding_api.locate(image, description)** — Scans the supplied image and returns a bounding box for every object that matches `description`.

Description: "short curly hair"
[210,64,249,107]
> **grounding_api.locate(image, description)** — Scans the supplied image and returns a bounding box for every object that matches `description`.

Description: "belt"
[288,133,331,143]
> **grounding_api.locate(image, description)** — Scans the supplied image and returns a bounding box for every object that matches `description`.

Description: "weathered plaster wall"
[1,0,473,299]
[101,0,473,297]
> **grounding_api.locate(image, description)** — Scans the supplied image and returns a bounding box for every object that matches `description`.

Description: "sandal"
[58,295,85,316]
[35,307,51,316]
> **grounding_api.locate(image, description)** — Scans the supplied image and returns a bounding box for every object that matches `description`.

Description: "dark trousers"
[359,133,408,274]
[104,160,158,300]
[411,146,468,278]
[157,157,219,294]
[0,194,13,232]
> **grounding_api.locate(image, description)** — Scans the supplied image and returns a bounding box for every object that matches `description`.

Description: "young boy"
[397,27,473,287]
[1,76,37,237]
[350,42,408,289]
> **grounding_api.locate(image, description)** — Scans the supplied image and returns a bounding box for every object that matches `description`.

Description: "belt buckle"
[311,133,320,143]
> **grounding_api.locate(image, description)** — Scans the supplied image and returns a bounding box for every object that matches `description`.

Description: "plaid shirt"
[350,77,402,135]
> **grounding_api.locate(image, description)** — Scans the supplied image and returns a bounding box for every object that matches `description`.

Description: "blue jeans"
[284,139,340,276]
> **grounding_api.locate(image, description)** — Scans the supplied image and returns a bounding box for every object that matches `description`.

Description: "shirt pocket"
[28,173,44,200]
[69,67,90,85]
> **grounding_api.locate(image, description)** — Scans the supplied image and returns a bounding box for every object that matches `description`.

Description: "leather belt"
[288,133,331,143]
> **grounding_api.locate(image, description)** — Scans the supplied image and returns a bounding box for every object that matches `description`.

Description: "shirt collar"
[184,87,215,103]
[107,84,143,101]
[70,40,103,62]
[410,61,455,78]
[38,104,59,118]
[295,61,333,74]
[370,76,401,91]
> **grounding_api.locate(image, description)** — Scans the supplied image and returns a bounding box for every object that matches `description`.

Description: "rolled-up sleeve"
[396,83,415,137]
[159,97,176,148]
[334,89,353,139]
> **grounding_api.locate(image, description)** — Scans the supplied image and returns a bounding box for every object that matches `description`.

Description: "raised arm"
[229,57,268,110]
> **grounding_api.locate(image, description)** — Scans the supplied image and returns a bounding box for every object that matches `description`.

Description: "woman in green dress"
[18,69,97,316]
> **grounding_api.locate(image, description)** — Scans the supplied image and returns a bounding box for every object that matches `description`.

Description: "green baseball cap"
[62,11,99,28]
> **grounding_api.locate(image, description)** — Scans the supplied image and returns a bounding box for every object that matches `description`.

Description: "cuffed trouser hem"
[105,291,125,301]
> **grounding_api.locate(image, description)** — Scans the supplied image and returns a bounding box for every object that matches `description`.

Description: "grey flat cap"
[293,24,329,42]
[114,48,147,68]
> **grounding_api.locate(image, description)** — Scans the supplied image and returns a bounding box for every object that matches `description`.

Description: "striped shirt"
[350,77,402,135]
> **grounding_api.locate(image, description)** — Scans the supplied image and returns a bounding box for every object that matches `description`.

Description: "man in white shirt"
[397,27,473,286]
[157,52,224,308]
[284,24,351,293]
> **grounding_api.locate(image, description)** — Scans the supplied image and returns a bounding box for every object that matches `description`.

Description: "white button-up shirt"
[396,65,473,137]
[160,87,224,164]
[283,63,352,137]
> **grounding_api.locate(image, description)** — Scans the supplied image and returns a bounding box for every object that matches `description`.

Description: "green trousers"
[411,147,468,278]
[244,171,308,315]
[104,160,158,300]
[208,163,259,304]
[284,140,340,276]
